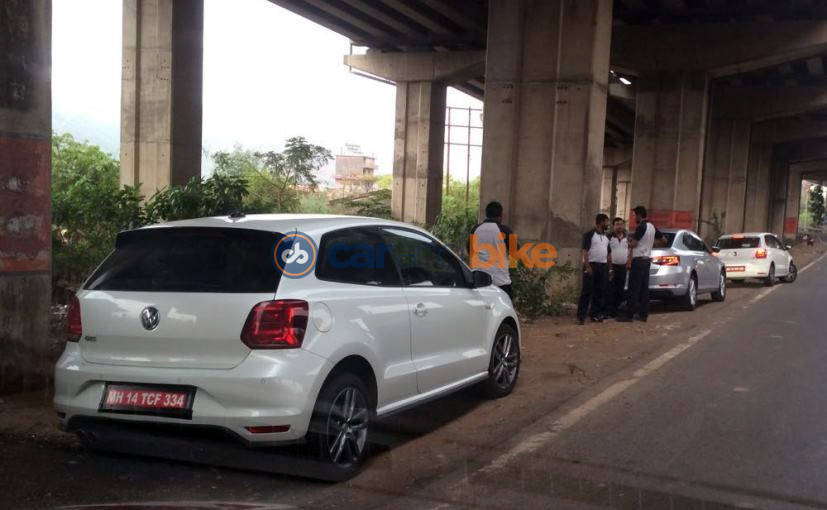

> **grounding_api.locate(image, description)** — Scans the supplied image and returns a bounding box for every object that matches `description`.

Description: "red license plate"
[100,384,195,419]
[727,266,745,272]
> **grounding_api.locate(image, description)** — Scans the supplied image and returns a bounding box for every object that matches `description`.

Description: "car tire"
[783,262,797,283]
[480,323,520,399]
[307,371,373,480]
[680,274,698,311]
[711,271,726,302]
[764,263,776,287]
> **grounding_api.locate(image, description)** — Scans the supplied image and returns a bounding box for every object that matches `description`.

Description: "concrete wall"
[0,0,52,393]
[699,118,751,238]
[630,71,709,230]
[480,0,613,267]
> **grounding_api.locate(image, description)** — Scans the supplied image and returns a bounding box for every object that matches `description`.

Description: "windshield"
[84,227,282,293]
[716,236,761,249]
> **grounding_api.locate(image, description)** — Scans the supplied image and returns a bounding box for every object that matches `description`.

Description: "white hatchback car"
[54,214,520,478]
[713,232,797,285]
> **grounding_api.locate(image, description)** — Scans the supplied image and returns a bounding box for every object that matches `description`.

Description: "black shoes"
[590,316,603,323]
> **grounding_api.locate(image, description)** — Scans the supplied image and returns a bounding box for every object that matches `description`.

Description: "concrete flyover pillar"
[392,81,446,226]
[699,118,751,238]
[629,71,709,230]
[344,51,484,226]
[480,0,613,266]
[120,0,204,196]
[0,0,52,392]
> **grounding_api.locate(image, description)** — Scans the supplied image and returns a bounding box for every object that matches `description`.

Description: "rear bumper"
[54,343,332,444]
[721,260,771,280]
[648,265,690,297]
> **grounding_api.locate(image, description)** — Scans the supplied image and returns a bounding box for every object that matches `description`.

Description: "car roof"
[138,213,422,237]
[718,232,772,238]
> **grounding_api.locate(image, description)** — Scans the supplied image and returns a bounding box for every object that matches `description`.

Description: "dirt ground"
[0,238,824,509]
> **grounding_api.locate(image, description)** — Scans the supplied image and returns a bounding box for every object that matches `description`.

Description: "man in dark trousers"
[470,201,516,300]
[607,217,628,317]
[577,213,610,325]
[618,206,663,322]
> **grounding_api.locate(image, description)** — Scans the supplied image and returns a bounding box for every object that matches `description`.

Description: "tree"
[808,184,825,227]
[51,133,143,285]
[211,137,332,213]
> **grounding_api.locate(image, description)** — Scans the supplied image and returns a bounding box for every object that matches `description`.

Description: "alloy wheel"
[492,332,519,390]
[325,386,369,467]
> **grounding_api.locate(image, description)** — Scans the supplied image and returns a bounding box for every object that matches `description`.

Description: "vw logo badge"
[140,306,160,331]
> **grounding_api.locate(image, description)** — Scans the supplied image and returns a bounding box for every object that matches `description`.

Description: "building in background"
[334,144,377,193]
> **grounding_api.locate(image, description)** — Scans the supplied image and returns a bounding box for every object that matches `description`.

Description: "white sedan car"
[713,232,797,285]
[54,214,520,478]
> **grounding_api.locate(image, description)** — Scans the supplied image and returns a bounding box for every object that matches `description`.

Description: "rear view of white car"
[54,214,520,479]
[713,233,797,286]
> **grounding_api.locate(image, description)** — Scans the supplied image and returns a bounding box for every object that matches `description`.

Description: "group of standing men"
[469,201,662,324]
[577,206,662,324]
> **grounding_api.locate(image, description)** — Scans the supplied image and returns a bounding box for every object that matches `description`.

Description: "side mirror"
[711,246,720,253]
[472,270,493,288]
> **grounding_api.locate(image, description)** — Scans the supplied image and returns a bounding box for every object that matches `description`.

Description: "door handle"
[414,303,428,317]
[485,302,494,310]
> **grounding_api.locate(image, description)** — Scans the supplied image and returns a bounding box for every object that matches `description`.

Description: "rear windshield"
[660,232,677,247]
[84,227,282,293]
[716,237,760,249]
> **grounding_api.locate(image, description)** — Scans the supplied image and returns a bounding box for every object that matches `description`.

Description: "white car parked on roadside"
[713,232,797,286]
[54,214,520,478]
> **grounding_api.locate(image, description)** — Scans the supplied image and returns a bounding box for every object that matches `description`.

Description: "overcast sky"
[52,0,482,179]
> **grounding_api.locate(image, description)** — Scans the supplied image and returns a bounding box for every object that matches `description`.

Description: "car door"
[766,235,789,275]
[682,233,711,289]
[380,226,492,394]
[312,226,417,408]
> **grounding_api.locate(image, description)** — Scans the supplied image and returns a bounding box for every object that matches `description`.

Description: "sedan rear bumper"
[648,265,690,297]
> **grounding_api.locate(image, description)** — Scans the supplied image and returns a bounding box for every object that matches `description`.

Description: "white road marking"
[479,330,712,474]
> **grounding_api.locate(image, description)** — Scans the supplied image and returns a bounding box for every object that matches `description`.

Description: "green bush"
[510,262,577,321]
[143,173,248,223]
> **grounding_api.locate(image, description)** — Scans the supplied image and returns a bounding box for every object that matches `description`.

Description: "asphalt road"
[457,250,827,509]
[2,249,826,509]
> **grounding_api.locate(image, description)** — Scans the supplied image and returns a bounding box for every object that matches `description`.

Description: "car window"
[717,236,761,249]
[380,227,469,288]
[682,233,703,251]
[765,235,780,249]
[316,227,401,286]
[84,227,282,293]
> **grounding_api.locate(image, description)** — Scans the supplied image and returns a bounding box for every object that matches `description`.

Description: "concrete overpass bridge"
[3,0,827,390]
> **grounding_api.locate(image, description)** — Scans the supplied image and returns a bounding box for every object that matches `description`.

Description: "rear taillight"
[755,248,767,259]
[66,295,82,342]
[652,255,680,266]
[240,300,308,349]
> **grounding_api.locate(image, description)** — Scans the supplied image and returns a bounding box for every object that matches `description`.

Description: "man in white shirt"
[576,213,610,324]
[607,217,628,317]
[470,201,515,300]
[618,206,663,322]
